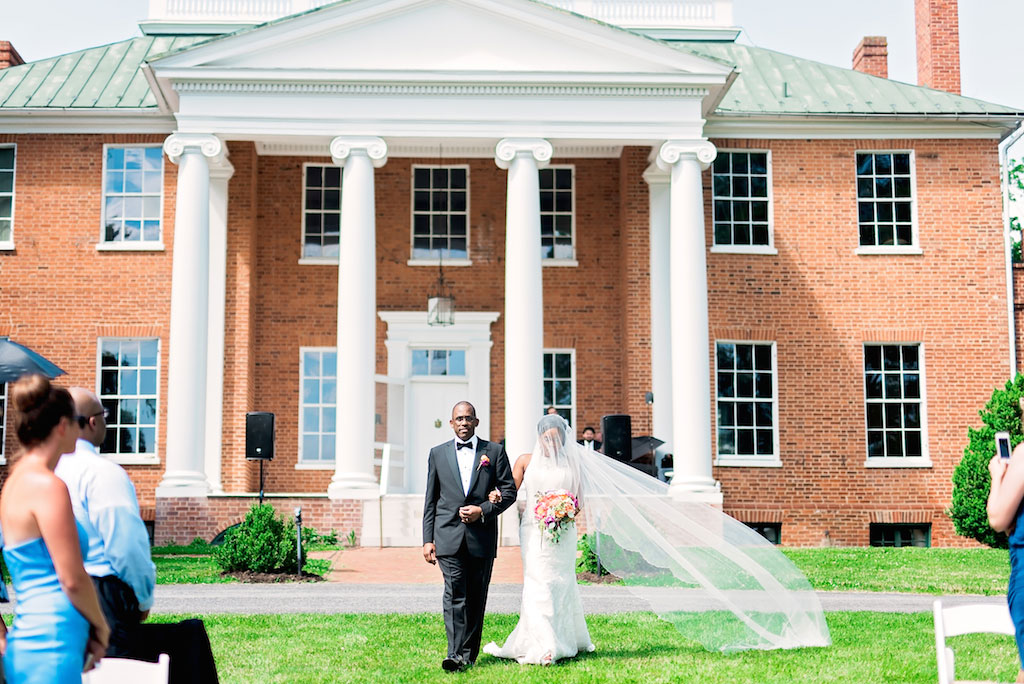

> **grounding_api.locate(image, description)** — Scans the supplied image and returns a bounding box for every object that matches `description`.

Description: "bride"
[485,415,831,663]
[483,414,594,664]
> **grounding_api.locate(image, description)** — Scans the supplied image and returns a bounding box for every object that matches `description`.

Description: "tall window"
[300,348,337,463]
[302,164,341,258]
[99,339,159,458]
[411,349,466,376]
[715,342,777,461]
[864,344,924,459]
[857,152,914,247]
[412,166,468,260]
[542,350,575,425]
[0,145,14,246]
[539,166,574,260]
[102,146,164,245]
[712,151,771,247]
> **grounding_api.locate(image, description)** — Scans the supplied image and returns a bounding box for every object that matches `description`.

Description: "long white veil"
[541,417,830,652]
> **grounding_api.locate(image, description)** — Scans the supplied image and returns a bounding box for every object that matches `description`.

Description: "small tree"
[1009,157,1023,263]
[214,504,303,574]
[950,374,1024,548]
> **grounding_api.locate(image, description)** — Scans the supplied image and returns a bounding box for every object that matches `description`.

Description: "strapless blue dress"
[3,521,90,683]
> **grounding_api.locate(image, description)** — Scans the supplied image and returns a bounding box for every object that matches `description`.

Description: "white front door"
[409,376,470,496]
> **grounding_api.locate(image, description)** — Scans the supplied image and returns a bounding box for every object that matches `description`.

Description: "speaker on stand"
[246,412,275,506]
[601,414,632,464]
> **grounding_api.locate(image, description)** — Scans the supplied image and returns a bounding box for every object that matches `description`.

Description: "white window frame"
[710,150,777,255]
[713,340,781,467]
[409,348,469,378]
[407,164,473,267]
[0,144,15,250]
[0,336,7,464]
[96,337,161,465]
[97,144,165,252]
[298,162,342,265]
[542,348,577,429]
[297,346,338,469]
[539,164,578,266]
[862,342,931,468]
[854,149,922,256]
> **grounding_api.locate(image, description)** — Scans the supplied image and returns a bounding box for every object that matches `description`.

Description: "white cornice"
[253,140,624,158]
[0,111,175,134]
[705,116,1019,139]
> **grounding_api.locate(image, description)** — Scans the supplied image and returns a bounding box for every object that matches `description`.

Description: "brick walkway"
[309,546,524,584]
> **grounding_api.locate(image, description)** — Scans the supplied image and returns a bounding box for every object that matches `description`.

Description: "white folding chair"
[82,653,169,684]
[933,599,1015,684]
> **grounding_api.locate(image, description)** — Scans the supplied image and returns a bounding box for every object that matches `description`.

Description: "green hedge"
[214,504,305,573]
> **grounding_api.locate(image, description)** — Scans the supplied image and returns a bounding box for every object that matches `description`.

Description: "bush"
[214,505,305,574]
[950,374,1024,548]
[576,533,610,576]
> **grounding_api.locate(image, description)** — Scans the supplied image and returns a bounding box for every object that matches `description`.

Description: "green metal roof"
[0,36,204,109]
[674,41,1023,117]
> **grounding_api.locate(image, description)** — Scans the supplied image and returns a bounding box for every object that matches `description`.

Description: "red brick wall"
[915,0,961,94]
[852,36,888,79]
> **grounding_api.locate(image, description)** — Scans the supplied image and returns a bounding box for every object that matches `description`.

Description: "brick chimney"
[852,36,888,79]
[0,42,24,69]
[914,0,960,94]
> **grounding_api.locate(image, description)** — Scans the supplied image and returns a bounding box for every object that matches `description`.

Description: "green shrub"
[576,533,610,576]
[214,505,305,573]
[950,374,1024,548]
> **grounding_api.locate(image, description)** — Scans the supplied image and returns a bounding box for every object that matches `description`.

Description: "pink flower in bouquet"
[477,455,490,470]
[533,489,579,543]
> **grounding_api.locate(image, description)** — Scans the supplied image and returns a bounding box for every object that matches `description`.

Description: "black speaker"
[246,412,275,461]
[601,414,632,463]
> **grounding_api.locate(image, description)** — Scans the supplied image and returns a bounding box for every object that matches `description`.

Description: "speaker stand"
[258,460,265,507]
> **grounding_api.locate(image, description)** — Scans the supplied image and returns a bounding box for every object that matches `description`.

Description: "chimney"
[852,36,888,79]
[0,42,24,70]
[914,0,960,94]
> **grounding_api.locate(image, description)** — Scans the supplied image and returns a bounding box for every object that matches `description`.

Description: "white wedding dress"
[483,423,595,664]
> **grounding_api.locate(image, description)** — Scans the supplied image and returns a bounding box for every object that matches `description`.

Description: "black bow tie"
[456,441,473,450]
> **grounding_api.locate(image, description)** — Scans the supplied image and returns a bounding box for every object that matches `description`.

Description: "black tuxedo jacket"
[578,439,602,451]
[422,437,517,558]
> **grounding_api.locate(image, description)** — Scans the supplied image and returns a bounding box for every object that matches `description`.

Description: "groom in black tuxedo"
[422,401,517,672]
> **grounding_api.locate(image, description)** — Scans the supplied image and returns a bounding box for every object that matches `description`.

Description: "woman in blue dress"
[0,374,110,683]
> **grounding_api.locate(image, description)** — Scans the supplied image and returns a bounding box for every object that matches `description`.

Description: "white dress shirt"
[455,435,478,496]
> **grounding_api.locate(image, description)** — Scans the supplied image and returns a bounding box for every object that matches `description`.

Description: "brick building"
[0,0,1021,546]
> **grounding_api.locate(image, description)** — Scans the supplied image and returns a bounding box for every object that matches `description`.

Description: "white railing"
[374,442,405,496]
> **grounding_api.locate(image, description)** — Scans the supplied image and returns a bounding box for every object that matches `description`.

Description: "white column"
[643,163,673,452]
[204,156,233,495]
[328,136,388,498]
[157,134,223,497]
[657,140,721,501]
[496,138,552,462]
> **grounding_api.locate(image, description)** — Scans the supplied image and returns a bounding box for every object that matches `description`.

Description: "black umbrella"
[629,435,665,462]
[0,339,66,384]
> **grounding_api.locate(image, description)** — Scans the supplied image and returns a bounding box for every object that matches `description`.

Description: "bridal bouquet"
[534,489,579,544]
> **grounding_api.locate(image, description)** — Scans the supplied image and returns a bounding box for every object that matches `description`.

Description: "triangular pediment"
[151,0,733,80]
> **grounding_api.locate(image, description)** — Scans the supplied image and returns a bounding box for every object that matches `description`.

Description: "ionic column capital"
[163,133,224,165]
[330,136,388,168]
[656,139,717,172]
[642,162,670,186]
[494,138,552,170]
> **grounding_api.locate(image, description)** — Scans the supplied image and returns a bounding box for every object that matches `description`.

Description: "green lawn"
[783,547,1010,595]
[146,612,1015,684]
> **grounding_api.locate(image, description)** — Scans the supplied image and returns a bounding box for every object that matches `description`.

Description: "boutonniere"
[477,455,490,470]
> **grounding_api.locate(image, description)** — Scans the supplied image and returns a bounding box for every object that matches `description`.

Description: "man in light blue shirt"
[55,387,155,652]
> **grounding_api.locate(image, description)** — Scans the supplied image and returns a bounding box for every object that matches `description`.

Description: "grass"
[152,539,331,584]
[782,547,1010,595]
[134,612,1016,684]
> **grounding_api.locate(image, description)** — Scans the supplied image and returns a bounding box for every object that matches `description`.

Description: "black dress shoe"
[442,655,464,672]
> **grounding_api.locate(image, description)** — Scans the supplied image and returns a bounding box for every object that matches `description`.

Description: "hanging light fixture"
[427,143,455,326]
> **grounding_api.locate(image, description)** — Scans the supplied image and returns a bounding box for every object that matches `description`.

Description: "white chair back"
[81,653,169,684]
[933,599,1014,684]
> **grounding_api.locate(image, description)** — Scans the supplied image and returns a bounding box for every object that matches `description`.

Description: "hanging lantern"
[427,261,455,326]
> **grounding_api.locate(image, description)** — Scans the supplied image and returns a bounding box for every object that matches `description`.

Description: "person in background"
[546,406,559,416]
[986,397,1024,684]
[578,426,601,452]
[0,374,109,683]
[56,387,219,684]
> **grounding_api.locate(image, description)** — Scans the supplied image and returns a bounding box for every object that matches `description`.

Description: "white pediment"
[151,0,733,80]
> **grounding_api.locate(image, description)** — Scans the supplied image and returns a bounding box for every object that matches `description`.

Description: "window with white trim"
[300,348,337,463]
[539,166,574,260]
[712,151,771,247]
[412,166,468,260]
[864,344,924,458]
[302,164,341,258]
[102,146,164,244]
[411,349,466,376]
[0,145,14,246]
[99,339,159,457]
[715,342,777,460]
[857,152,915,247]
[542,350,575,426]
[0,336,7,462]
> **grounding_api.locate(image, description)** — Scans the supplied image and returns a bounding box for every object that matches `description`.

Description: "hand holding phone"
[996,431,1012,461]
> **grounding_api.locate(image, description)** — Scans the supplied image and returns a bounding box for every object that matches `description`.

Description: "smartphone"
[996,431,1012,461]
